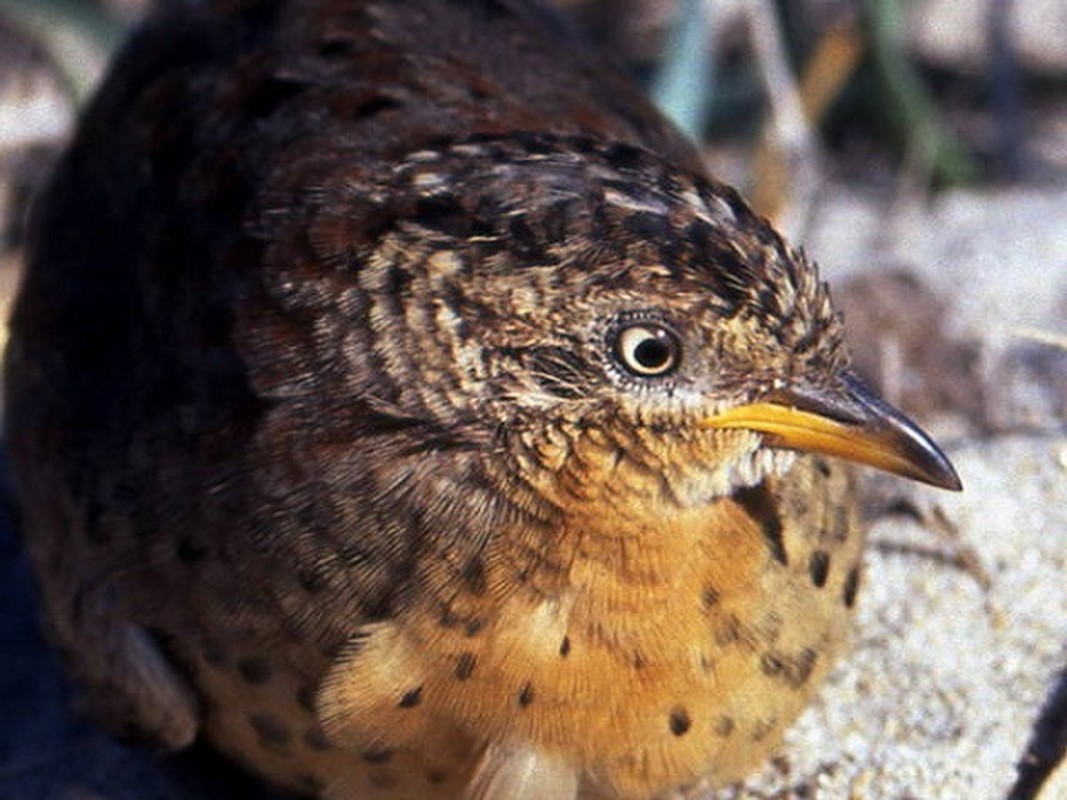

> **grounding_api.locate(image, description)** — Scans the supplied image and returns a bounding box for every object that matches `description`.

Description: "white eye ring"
[613,323,680,377]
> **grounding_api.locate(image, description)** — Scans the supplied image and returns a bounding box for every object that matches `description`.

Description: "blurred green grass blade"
[864,0,979,187]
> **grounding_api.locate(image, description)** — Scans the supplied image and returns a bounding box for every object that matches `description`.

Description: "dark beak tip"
[942,463,963,492]
[837,372,964,492]
[922,461,963,492]
[892,421,963,492]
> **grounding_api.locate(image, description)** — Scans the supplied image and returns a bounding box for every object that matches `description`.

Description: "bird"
[3,1,961,798]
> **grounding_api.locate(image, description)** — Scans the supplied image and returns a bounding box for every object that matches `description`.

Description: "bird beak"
[702,372,962,491]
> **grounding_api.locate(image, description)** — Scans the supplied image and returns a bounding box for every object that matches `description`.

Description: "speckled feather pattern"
[6,1,867,798]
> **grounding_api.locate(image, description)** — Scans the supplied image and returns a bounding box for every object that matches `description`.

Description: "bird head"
[308,134,960,505]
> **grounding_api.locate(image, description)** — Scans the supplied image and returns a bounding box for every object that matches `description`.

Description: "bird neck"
[484,421,761,591]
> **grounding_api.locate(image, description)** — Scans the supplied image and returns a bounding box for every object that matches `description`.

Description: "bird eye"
[612,323,680,377]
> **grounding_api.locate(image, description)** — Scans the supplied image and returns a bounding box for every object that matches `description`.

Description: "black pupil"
[634,334,671,369]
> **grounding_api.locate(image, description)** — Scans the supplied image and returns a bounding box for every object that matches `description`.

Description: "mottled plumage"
[4,1,959,798]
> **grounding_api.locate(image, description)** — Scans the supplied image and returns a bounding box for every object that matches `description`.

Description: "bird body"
[4,1,959,798]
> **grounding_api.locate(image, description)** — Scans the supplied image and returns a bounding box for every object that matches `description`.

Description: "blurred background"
[0,1,1063,798]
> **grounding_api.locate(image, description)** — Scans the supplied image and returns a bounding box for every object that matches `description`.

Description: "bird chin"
[675,443,797,507]
[726,445,798,490]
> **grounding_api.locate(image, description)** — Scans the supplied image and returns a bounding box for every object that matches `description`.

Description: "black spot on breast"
[398,686,423,708]
[792,648,818,686]
[809,550,830,588]
[437,604,486,637]
[461,559,488,596]
[733,484,788,566]
[454,652,476,680]
[303,727,331,752]
[843,565,861,608]
[425,768,449,785]
[518,682,535,708]
[362,748,394,764]
[751,717,778,742]
[701,585,721,610]
[559,636,571,657]
[236,656,272,685]
[713,614,743,646]
[762,648,819,688]
[669,706,692,736]
[760,652,784,678]
[249,712,292,750]
[438,606,461,629]
[464,618,486,637]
